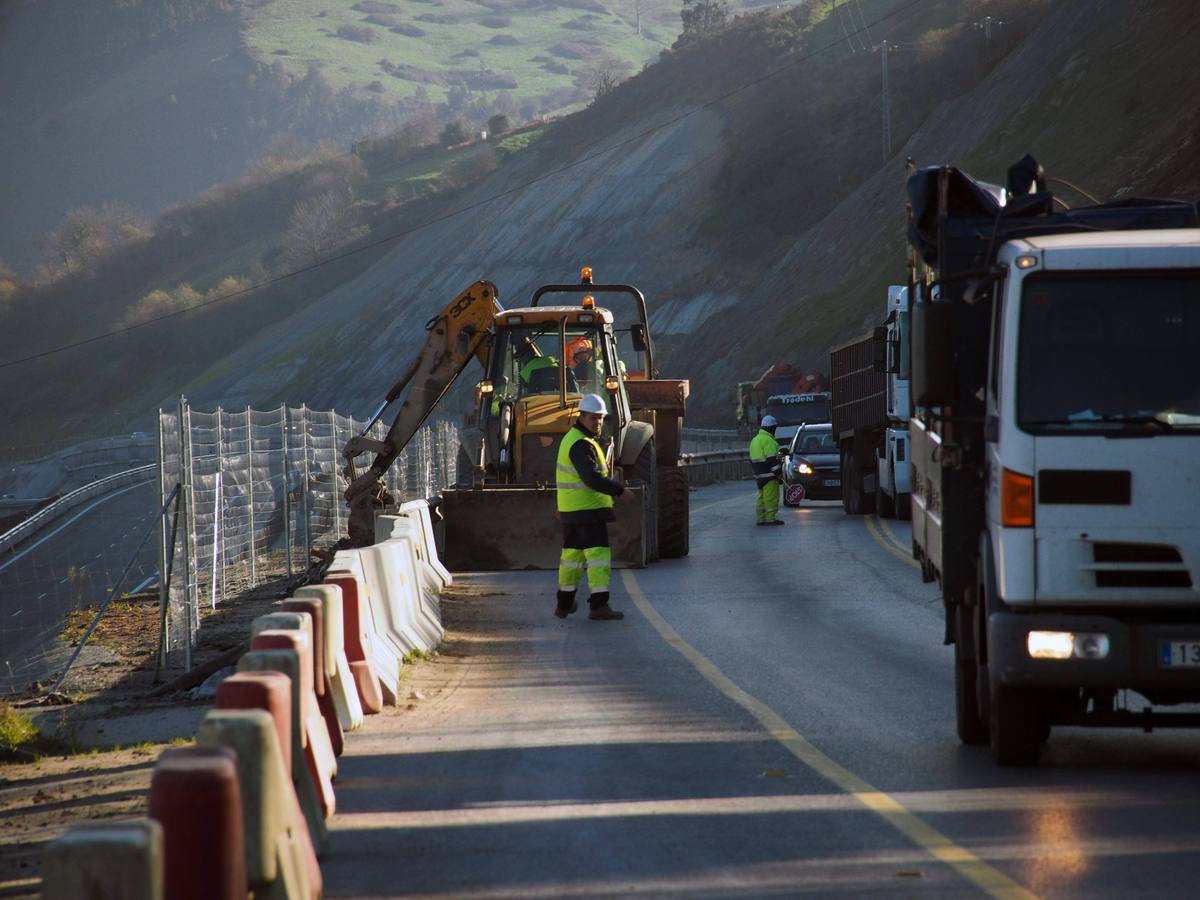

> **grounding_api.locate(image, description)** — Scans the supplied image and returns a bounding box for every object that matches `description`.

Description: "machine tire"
[989,683,1043,766]
[455,444,474,487]
[897,491,912,521]
[841,448,859,515]
[954,614,988,745]
[656,466,690,558]
[629,439,658,562]
[878,478,895,518]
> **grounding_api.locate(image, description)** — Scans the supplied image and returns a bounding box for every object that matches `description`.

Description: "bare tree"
[37,203,151,281]
[581,55,632,102]
[283,191,356,265]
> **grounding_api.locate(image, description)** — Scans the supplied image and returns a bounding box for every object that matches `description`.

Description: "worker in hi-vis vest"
[555,393,634,620]
[750,415,785,526]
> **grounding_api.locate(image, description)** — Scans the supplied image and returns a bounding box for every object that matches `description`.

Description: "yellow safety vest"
[749,428,781,488]
[556,426,614,513]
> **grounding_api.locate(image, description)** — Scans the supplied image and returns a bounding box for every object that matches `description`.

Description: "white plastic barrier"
[362,521,444,653]
[398,500,453,589]
[294,584,364,732]
[42,819,163,900]
[330,551,402,706]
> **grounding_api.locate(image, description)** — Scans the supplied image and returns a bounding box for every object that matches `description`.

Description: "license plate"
[1161,640,1200,668]
[823,479,841,487]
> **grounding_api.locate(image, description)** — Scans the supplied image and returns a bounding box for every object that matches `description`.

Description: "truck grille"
[1091,542,1192,589]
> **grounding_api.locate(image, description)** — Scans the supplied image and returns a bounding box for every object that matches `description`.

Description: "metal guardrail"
[0,464,157,557]
[680,449,750,485]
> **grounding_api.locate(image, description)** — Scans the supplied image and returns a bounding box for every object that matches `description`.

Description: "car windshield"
[792,428,836,454]
[1017,271,1200,432]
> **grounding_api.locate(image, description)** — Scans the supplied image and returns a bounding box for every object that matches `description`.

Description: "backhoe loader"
[341,268,690,571]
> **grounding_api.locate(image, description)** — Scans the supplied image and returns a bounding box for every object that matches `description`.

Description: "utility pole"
[974,15,1003,46]
[635,0,641,37]
[879,40,892,162]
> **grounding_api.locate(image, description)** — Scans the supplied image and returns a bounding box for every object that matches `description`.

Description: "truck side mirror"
[630,323,648,353]
[912,300,953,406]
[872,326,887,373]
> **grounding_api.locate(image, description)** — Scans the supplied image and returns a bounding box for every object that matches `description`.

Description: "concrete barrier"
[216,671,293,772]
[293,584,365,733]
[41,818,163,900]
[196,709,320,900]
[324,569,385,713]
[251,631,337,819]
[238,649,329,854]
[281,596,346,756]
[330,551,402,704]
[148,747,246,900]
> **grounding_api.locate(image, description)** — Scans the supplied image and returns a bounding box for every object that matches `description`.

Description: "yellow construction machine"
[341,268,690,570]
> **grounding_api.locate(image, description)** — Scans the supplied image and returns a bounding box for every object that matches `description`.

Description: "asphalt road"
[324,481,1200,899]
[0,480,159,677]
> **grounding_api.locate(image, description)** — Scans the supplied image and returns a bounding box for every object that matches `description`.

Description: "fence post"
[281,404,292,578]
[177,395,194,672]
[216,407,226,601]
[332,411,342,543]
[300,405,311,556]
[156,407,169,670]
[246,406,257,586]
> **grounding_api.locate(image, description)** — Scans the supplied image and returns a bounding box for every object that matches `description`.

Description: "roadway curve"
[324,481,1200,898]
[0,481,158,678]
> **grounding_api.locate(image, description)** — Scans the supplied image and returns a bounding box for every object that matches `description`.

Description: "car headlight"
[796,462,814,475]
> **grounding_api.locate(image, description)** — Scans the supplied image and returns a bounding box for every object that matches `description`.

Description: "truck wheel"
[842,449,863,515]
[954,618,988,745]
[878,482,895,518]
[989,683,1043,766]
[629,438,658,562]
[657,466,689,558]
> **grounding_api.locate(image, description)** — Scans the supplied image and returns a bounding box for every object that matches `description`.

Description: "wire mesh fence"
[157,397,460,668]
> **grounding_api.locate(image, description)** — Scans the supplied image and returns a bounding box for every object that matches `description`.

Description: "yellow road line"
[619,569,1038,900]
[865,513,922,570]
[875,514,910,554]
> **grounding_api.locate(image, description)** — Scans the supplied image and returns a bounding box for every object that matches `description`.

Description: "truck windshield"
[766,394,832,426]
[1018,271,1200,432]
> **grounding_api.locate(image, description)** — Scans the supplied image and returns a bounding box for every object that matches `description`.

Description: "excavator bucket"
[436,485,648,572]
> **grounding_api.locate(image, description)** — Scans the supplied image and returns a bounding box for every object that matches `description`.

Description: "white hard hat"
[579,393,608,415]
[761,415,778,427]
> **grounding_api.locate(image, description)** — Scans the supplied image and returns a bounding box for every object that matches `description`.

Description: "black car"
[783,423,841,504]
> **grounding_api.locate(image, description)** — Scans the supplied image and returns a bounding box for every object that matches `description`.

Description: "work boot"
[767,519,786,526]
[555,590,578,619]
[587,591,623,620]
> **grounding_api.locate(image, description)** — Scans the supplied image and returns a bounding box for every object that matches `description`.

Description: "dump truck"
[905,154,1200,765]
[340,268,690,571]
[829,285,911,518]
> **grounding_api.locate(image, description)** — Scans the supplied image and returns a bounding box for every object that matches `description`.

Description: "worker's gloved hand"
[620,488,637,504]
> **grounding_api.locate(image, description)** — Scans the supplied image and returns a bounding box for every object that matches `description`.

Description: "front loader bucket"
[436,485,647,572]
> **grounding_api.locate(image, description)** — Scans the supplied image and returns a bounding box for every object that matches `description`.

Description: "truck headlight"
[1027,631,1110,660]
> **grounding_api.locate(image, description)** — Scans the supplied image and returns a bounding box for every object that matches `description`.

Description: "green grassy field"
[243,0,686,113]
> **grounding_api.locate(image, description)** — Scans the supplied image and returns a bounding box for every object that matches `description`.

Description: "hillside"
[2,0,1198,456]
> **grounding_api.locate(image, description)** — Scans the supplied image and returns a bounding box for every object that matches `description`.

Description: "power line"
[0,0,929,372]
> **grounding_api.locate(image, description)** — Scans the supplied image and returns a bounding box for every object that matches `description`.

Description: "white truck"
[906,156,1200,765]
[829,285,911,518]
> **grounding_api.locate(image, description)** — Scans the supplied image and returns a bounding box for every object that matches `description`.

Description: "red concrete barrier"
[148,747,246,900]
[252,630,336,819]
[217,671,293,773]
[326,570,384,713]
[282,597,345,757]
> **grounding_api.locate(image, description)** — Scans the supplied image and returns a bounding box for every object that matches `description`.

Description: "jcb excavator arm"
[341,280,500,545]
